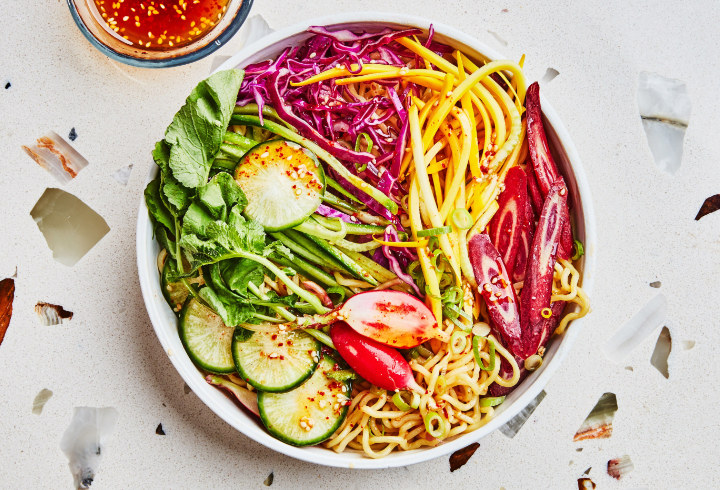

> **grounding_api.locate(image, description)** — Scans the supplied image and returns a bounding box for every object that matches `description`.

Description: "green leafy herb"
[165,69,245,188]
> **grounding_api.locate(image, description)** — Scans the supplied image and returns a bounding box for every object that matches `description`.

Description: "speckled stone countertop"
[1,1,719,488]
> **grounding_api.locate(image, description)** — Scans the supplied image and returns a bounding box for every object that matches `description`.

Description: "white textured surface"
[0,1,719,488]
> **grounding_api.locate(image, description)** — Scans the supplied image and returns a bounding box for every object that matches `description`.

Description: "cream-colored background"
[1,1,718,488]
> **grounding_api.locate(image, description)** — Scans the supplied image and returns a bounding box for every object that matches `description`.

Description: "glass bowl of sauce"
[67,0,254,67]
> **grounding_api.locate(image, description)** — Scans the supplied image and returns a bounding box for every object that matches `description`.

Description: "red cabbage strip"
[307,26,422,60]
[382,226,422,296]
[266,68,374,166]
[316,204,360,223]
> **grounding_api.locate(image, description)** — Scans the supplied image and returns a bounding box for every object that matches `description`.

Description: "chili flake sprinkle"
[91,0,229,51]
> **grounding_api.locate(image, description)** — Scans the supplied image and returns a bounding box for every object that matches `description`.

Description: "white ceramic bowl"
[137,13,597,469]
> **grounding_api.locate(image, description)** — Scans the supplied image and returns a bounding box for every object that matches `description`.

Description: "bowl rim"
[137,12,597,469]
[65,0,254,68]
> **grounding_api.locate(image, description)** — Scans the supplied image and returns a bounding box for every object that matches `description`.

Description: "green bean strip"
[321,192,358,214]
[325,175,363,204]
[302,234,378,286]
[219,142,247,160]
[284,230,345,272]
[223,131,257,150]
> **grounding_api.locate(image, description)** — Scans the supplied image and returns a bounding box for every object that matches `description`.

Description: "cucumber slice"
[234,139,325,231]
[179,298,235,374]
[232,327,320,393]
[258,356,351,446]
[161,259,193,314]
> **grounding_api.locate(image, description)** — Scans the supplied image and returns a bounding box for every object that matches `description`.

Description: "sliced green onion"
[479,396,505,407]
[407,348,420,359]
[450,331,469,354]
[451,208,473,230]
[423,411,447,438]
[392,391,411,411]
[445,302,472,322]
[355,132,373,153]
[417,226,452,237]
[472,336,496,371]
[524,354,543,371]
[572,239,585,261]
[448,315,471,334]
[472,322,491,337]
[326,369,358,382]
[416,345,434,358]
[305,328,335,350]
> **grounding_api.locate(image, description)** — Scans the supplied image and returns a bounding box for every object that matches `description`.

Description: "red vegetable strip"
[525,166,543,217]
[518,181,567,359]
[330,321,421,392]
[488,166,528,275]
[526,82,573,260]
[557,190,573,260]
[468,234,523,358]
[526,82,560,197]
[512,195,535,283]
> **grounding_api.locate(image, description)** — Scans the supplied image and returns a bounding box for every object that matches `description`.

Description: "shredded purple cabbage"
[236,25,430,222]
[315,204,360,223]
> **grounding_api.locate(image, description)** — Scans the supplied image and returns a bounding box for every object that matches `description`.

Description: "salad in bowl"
[139,15,592,466]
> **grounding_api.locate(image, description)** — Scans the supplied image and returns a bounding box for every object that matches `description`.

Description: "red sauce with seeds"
[92,0,229,50]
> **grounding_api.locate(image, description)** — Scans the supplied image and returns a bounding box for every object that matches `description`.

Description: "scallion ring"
[392,391,411,411]
[451,208,473,230]
[541,307,552,319]
[479,396,505,407]
[423,411,447,438]
[416,226,452,237]
[472,336,496,371]
[524,354,543,371]
[472,322,491,337]
[572,239,585,261]
[355,132,373,153]
[450,331,469,354]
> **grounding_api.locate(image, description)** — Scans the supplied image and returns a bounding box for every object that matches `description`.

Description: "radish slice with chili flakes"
[526,82,573,260]
[468,234,523,358]
[336,290,440,348]
[489,166,529,275]
[518,180,568,359]
[330,321,423,392]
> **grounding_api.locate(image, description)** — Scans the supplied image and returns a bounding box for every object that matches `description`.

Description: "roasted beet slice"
[489,166,529,275]
[468,234,523,357]
[518,181,567,359]
[526,82,573,260]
